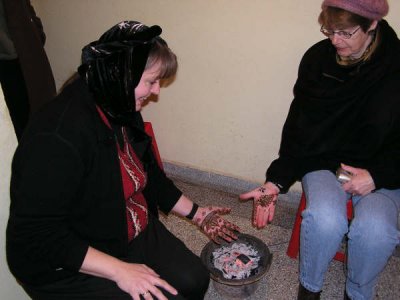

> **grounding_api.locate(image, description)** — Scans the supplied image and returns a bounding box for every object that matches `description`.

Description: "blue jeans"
[300,170,400,300]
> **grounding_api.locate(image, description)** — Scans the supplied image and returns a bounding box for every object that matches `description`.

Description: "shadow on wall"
[0,87,30,299]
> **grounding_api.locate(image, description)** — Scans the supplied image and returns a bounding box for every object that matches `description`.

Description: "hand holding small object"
[336,166,353,183]
[338,163,376,196]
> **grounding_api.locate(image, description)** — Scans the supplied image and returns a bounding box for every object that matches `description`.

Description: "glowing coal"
[212,242,260,280]
[201,234,272,299]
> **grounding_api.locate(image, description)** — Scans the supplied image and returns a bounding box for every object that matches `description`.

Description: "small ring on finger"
[142,291,149,297]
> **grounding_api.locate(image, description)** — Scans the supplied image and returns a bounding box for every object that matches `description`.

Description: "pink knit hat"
[322,0,389,20]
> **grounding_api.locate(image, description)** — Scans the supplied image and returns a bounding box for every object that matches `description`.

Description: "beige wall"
[34,0,400,189]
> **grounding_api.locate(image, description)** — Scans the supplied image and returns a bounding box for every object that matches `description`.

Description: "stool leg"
[333,252,346,262]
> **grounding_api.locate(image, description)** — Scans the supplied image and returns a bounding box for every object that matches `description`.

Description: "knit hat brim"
[322,0,389,20]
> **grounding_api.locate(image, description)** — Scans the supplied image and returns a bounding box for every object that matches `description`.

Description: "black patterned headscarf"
[78,21,162,124]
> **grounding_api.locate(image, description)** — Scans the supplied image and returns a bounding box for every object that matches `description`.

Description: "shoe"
[297,283,321,300]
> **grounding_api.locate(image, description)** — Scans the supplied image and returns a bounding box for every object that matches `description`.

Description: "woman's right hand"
[112,261,178,300]
[239,182,279,229]
[80,247,177,300]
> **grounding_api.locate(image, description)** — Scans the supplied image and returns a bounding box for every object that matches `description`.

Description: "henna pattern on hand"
[258,187,266,193]
[256,194,277,207]
[200,211,239,243]
[253,194,277,226]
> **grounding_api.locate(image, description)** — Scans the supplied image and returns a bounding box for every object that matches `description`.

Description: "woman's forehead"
[143,62,161,77]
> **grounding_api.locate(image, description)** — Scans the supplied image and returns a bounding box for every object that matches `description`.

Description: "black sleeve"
[366,80,400,190]
[369,140,400,190]
[264,47,312,193]
[136,117,183,216]
[266,156,299,194]
[265,41,334,193]
[143,158,182,217]
[8,133,89,273]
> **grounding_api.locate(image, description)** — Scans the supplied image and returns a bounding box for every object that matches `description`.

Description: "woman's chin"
[336,49,350,57]
[135,102,144,111]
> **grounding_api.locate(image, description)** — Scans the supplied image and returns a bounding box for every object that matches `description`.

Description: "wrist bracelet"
[186,203,199,220]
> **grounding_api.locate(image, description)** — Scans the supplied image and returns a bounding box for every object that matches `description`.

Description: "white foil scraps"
[212,242,260,280]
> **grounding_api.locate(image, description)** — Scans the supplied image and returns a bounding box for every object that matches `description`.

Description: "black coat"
[267,20,400,192]
[6,77,182,286]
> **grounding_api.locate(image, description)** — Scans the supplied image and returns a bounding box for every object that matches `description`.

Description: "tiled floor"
[159,177,400,300]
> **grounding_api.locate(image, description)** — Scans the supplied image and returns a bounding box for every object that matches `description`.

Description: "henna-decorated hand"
[193,206,240,244]
[239,182,279,229]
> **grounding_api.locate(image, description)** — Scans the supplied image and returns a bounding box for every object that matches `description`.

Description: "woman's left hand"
[193,206,240,244]
[340,163,376,196]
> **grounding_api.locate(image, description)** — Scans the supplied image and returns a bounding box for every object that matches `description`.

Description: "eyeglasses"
[320,26,361,39]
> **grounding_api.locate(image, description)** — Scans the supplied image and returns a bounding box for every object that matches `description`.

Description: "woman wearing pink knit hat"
[240,0,400,299]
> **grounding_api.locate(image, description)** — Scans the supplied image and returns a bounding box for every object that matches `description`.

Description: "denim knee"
[348,216,398,256]
[303,204,348,238]
[347,194,400,293]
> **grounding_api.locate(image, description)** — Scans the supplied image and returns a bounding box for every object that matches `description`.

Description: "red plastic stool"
[286,192,353,262]
[144,122,163,170]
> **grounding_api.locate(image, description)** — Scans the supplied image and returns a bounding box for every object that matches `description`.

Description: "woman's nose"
[151,81,160,95]
[329,34,341,45]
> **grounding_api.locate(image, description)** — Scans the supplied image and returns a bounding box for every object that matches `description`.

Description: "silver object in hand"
[336,167,353,183]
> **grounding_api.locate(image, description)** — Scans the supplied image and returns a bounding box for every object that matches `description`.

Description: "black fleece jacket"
[6,77,182,286]
[267,20,400,193]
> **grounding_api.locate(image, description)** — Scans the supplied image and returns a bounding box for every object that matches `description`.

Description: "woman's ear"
[368,20,378,33]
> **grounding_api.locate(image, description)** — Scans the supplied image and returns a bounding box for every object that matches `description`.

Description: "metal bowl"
[200,233,272,298]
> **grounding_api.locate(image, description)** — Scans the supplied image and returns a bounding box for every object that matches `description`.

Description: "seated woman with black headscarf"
[6,21,239,300]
